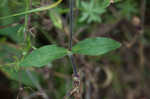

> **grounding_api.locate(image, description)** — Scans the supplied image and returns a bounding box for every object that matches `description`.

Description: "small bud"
[110,0,114,3]
[132,16,141,26]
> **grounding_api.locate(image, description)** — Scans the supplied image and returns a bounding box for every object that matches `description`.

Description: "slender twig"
[26,70,49,99]
[69,0,78,76]
[141,0,146,30]
[16,0,31,98]
[23,91,48,99]
[139,0,146,68]
[0,0,63,20]
[69,0,74,50]
[65,0,81,99]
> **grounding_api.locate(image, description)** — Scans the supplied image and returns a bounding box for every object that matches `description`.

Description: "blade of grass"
[0,0,63,20]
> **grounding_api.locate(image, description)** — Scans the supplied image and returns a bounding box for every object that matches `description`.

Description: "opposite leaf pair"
[20,37,121,67]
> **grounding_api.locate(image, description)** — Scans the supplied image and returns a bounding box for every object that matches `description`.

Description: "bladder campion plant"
[0,0,121,98]
[19,0,121,70]
[0,0,121,69]
[20,37,121,67]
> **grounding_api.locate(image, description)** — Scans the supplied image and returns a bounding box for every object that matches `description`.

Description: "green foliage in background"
[1,0,144,98]
[0,0,122,88]
[79,0,106,23]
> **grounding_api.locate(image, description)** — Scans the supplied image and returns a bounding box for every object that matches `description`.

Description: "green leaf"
[0,24,24,43]
[20,45,68,67]
[114,0,121,3]
[117,0,138,19]
[49,8,63,29]
[72,37,121,56]
[99,0,120,8]
[0,0,62,20]
[79,1,106,23]
[0,0,24,43]
[0,43,21,63]
[100,0,111,8]
[1,67,42,87]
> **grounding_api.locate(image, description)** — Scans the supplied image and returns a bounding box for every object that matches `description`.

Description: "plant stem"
[26,70,49,99]
[69,0,78,76]
[69,54,78,76]
[0,0,63,20]
[69,0,74,50]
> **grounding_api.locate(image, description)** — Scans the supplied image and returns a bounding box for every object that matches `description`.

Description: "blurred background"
[0,0,150,99]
